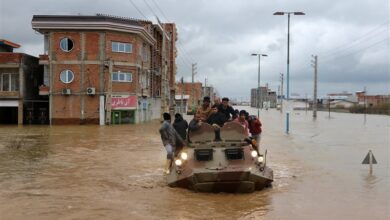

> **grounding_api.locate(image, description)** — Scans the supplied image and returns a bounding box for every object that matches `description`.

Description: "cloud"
[0,0,389,99]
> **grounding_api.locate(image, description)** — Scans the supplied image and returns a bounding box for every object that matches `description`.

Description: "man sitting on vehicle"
[187,113,202,143]
[207,104,227,128]
[218,97,235,121]
[233,110,250,136]
[196,96,212,122]
[206,104,227,141]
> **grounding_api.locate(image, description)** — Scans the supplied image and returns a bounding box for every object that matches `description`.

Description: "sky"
[0,0,389,100]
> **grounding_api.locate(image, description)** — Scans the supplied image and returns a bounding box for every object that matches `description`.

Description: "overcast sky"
[0,0,389,100]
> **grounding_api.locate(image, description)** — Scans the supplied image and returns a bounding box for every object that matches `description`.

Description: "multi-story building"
[251,86,277,108]
[202,86,215,104]
[176,82,202,113]
[356,91,390,107]
[32,14,177,124]
[0,39,45,124]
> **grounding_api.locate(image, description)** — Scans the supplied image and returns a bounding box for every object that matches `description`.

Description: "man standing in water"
[159,113,185,174]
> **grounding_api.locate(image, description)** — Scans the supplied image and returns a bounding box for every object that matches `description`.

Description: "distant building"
[329,100,355,108]
[356,91,390,107]
[176,82,202,112]
[174,94,189,114]
[0,39,46,124]
[202,86,215,104]
[250,86,277,108]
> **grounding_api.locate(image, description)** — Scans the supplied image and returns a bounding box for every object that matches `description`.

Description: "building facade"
[176,82,202,113]
[32,14,177,125]
[356,91,390,107]
[0,39,46,124]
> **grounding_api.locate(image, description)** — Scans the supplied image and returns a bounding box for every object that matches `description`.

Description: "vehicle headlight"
[180,152,188,160]
[257,155,264,163]
[251,150,258,158]
[175,159,182,166]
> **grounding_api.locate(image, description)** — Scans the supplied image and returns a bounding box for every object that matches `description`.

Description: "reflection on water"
[362,173,379,190]
[0,109,389,219]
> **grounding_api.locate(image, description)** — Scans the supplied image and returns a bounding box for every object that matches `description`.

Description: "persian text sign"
[111,95,137,109]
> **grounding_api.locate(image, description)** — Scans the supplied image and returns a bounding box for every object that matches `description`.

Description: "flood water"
[0,107,389,219]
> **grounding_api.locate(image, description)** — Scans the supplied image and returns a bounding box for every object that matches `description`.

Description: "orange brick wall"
[85,32,100,61]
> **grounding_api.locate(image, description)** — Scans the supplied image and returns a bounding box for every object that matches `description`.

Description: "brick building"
[251,86,277,108]
[176,82,202,113]
[356,91,390,107]
[32,14,177,125]
[0,39,45,124]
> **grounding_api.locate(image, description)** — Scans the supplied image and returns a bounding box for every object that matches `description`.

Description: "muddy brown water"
[0,107,389,219]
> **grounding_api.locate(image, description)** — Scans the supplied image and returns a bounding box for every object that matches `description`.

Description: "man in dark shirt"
[173,113,188,141]
[218,97,235,121]
[207,104,227,128]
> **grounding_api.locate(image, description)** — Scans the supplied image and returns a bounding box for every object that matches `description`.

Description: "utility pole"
[280,73,284,113]
[181,77,184,114]
[160,24,168,117]
[305,93,308,113]
[312,55,318,118]
[105,60,113,124]
[204,77,207,98]
[328,96,331,118]
[191,63,197,113]
[364,86,367,124]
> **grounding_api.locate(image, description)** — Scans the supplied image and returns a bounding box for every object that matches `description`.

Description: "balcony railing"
[39,54,49,65]
[39,85,49,96]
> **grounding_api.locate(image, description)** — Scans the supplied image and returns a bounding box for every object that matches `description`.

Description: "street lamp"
[273,11,305,133]
[251,53,268,118]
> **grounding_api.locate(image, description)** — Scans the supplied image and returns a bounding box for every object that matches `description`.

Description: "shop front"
[111,95,137,125]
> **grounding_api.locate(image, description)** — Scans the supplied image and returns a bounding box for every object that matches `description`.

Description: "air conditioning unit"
[62,88,71,95]
[86,87,96,95]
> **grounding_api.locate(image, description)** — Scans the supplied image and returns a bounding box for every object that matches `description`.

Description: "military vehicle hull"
[167,122,273,193]
[167,163,273,193]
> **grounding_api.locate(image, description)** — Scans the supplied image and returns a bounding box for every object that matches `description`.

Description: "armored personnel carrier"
[166,122,273,193]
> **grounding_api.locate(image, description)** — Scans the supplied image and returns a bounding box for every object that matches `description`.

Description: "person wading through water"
[159,113,185,174]
[173,113,188,143]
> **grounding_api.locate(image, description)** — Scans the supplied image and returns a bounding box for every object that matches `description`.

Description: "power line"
[142,0,158,18]
[147,0,196,65]
[150,0,170,22]
[322,37,389,62]
[128,0,148,20]
[320,20,390,58]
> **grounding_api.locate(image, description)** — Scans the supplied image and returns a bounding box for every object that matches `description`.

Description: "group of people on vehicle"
[159,96,262,174]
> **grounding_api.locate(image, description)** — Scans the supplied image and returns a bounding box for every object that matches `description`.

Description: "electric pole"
[280,73,284,113]
[191,63,197,112]
[312,55,318,118]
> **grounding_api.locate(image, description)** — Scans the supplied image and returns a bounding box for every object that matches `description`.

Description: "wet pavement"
[0,107,389,219]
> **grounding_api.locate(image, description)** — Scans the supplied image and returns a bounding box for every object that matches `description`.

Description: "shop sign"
[111,95,137,109]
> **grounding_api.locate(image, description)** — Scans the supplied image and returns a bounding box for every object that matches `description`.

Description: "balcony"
[141,88,150,97]
[39,85,49,96]
[0,91,19,98]
[39,54,49,65]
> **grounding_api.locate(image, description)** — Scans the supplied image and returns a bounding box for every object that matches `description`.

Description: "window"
[0,73,19,91]
[112,41,132,53]
[60,38,74,52]
[195,149,213,161]
[141,43,149,61]
[225,148,244,160]
[60,70,74,84]
[112,71,132,82]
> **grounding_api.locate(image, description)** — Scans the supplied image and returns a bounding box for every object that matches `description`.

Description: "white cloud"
[0,0,389,98]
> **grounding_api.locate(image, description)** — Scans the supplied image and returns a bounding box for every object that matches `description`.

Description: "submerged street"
[0,108,389,219]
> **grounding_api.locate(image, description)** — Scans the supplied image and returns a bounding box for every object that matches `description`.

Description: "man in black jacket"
[207,104,227,141]
[173,113,188,141]
[218,97,235,121]
[207,104,227,128]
